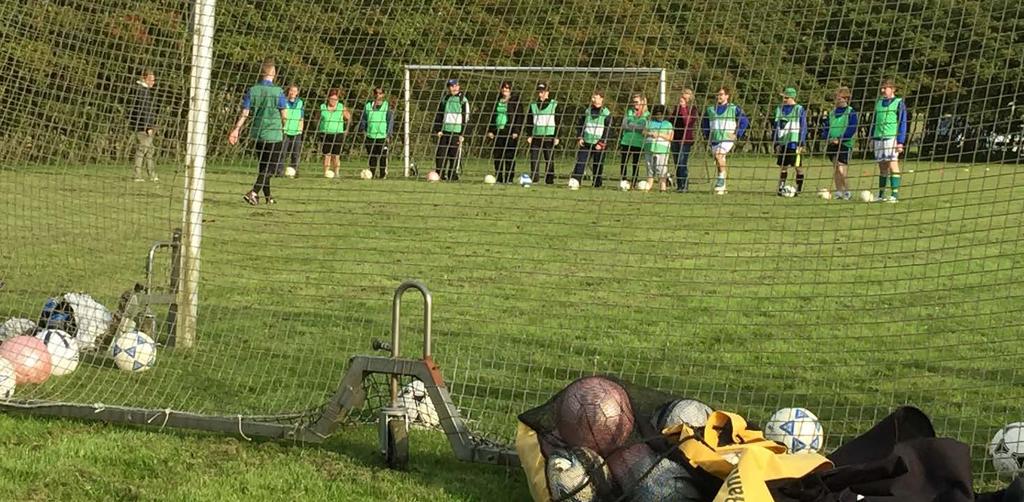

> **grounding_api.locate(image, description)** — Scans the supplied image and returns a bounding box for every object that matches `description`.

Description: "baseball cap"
[781,87,798,99]
[536,82,548,91]
[446,78,459,86]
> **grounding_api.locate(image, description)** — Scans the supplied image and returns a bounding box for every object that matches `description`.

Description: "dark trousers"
[529,137,556,184]
[620,145,642,184]
[280,134,302,174]
[435,133,461,180]
[253,140,282,197]
[672,141,692,191]
[366,138,388,178]
[492,134,518,183]
[572,144,605,187]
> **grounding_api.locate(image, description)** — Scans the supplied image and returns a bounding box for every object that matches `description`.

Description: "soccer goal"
[402,65,667,177]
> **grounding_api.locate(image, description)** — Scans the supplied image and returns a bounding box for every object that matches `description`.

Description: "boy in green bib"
[826,86,858,200]
[869,78,908,202]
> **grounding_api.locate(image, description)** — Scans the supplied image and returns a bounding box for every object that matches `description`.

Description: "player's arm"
[798,106,808,147]
[896,100,908,149]
[228,89,252,145]
[386,108,395,139]
[298,107,304,134]
[844,109,858,144]
[737,107,750,139]
[459,97,469,143]
[343,106,352,133]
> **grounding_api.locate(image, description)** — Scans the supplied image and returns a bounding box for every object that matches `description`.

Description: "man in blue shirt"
[869,78,909,202]
[228,59,288,205]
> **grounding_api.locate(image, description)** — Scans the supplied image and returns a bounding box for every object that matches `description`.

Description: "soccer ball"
[556,377,635,456]
[396,379,439,428]
[568,178,580,190]
[284,167,296,178]
[426,171,441,182]
[608,442,702,501]
[636,180,650,192]
[780,185,797,197]
[111,330,157,372]
[817,188,832,200]
[324,170,336,179]
[990,422,1024,480]
[618,179,631,191]
[651,398,713,432]
[0,317,36,342]
[764,407,824,454]
[0,336,52,384]
[0,357,15,399]
[859,190,874,202]
[35,329,79,376]
[519,174,532,187]
[546,446,613,502]
[483,174,497,185]
[359,168,373,180]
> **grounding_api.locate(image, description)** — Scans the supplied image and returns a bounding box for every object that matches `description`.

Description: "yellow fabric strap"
[515,421,552,502]
[714,445,831,502]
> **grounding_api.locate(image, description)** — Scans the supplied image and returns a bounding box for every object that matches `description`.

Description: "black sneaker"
[243,191,258,205]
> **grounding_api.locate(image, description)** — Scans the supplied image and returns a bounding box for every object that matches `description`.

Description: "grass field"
[1,151,1023,499]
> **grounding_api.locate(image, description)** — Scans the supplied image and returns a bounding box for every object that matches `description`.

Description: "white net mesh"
[1,0,1022,486]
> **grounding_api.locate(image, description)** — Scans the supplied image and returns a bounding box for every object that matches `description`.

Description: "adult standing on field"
[357,87,394,179]
[827,86,858,200]
[773,87,808,196]
[486,81,522,184]
[870,78,908,202]
[129,68,158,182]
[281,84,304,177]
[671,89,698,192]
[619,94,649,186]
[701,86,749,195]
[526,82,559,185]
[228,59,287,205]
[319,88,349,179]
[433,78,470,181]
[570,90,613,188]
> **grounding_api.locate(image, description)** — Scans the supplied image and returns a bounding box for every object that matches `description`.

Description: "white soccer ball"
[636,180,650,192]
[59,292,112,350]
[397,379,440,428]
[0,317,36,342]
[764,407,824,454]
[0,357,15,399]
[817,188,832,200]
[519,174,532,188]
[859,190,874,203]
[324,170,336,179]
[651,398,713,432]
[991,422,1024,480]
[426,171,441,182]
[111,330,157,372]
[568,178,580,190]
[780,185,797,197]
[483,174,497,185]
[359,168,373,180]
[284,167,296,178]
[35,329,79,376]
[618,179,631,191]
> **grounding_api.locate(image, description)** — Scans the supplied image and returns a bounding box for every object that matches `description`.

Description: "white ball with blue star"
[111,330,156,373]
[764,407,824,454]
[990,422,1024,481]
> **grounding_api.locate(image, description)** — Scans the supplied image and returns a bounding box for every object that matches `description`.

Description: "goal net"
[0,0,1022,488]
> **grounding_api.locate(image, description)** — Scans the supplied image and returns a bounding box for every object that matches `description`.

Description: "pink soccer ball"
[556,377,636,456]
[426,171,441,182]
[0,336,52,384]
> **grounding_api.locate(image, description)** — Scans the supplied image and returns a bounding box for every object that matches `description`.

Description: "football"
[324,170,336,179]
[483,174,497,185]
[618,180,631,191]
[764,407,824,454]
[35,329,80,376]
[546,446,613,502]
[568,178,580,190]
[0,317,36,342]
[0,335,52,384]
[396,379,440,428]
[780,185,797,197]
[111,330,157,372]
[519,174,532,188]
[359,168,373,179]
[990,422,1024,480]
[636,180,650,192]
[284,166,296,178]
[556,377,635,456]
[817,187,832,199]
[608,442,702,501]
[0,357,15,399]
[859,190,874,202]
[651,398,713,432]
[426,171,441,182]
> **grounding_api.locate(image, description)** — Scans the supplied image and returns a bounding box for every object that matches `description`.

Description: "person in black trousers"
[432,78,470,181]
[486,81,522,183]
[571,91,613,187]
[526,82,560,184]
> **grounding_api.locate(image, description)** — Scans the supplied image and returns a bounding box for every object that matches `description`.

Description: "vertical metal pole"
[659,68,667,106]
[177,0,216,349]
[403,67,411,177]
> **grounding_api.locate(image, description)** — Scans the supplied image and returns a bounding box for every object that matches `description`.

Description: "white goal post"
[402,65,668,177]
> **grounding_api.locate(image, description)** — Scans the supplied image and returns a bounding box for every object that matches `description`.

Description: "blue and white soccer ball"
[990,422,1024,480]
[35,329,80,376]
[519,174,532,188]
[764,407,824,454]
[111,330,157,372]
[780,185,797,197]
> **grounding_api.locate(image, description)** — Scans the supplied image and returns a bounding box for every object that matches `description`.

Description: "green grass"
[1,151,1023,498]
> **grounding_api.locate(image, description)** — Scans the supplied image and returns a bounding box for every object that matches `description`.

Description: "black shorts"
[776,145,800,167]
[826,143,852,164]
[322,133,343,155]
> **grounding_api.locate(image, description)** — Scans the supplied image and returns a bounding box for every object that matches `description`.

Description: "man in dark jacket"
[128,68,157,181]
[486,81,522,183]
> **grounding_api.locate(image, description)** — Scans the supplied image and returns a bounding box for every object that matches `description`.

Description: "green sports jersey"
[248,83,285,142]
[642,119,672,153]
[827,106,855,148]
[319,103,345,134]
[620,108,649,147]
[364,100,389,139]
[284,98,304,136]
